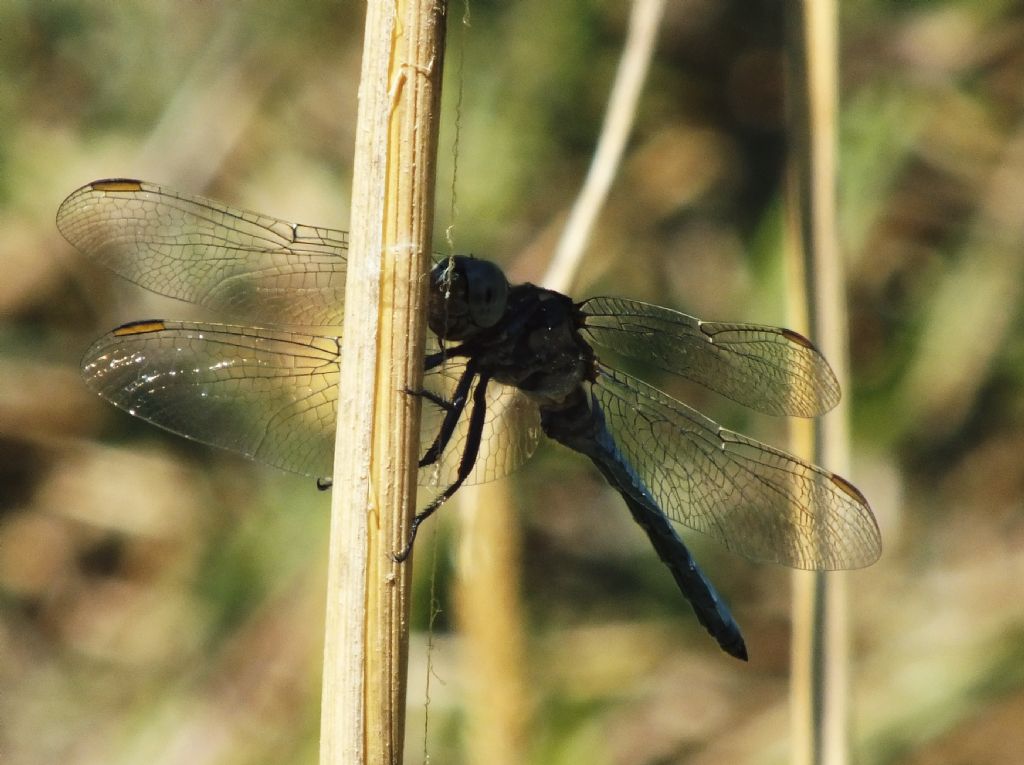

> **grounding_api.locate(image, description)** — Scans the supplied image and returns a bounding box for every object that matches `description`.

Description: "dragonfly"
[57,179,881,661]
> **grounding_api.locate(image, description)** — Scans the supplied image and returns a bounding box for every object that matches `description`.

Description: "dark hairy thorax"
[433,279,598,411]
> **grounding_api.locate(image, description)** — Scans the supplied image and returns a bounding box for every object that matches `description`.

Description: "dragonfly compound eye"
[463,258,509,329]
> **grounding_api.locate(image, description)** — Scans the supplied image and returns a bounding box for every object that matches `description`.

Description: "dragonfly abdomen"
[540,387,748,660]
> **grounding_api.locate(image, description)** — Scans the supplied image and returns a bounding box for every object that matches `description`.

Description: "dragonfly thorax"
[477,285,596,408]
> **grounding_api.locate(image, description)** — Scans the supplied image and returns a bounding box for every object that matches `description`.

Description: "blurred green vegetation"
[1,1,1023,763]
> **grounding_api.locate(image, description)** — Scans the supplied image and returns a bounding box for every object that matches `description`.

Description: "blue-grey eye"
[463,258,509,328]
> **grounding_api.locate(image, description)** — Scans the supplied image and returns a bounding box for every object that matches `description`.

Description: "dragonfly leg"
[415,361,476,469]
[407,386,458,414]
[394,372,491,562]
[319,354,473,491]
[423,350,447,371]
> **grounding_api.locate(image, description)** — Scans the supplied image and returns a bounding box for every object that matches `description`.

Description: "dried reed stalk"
[320,2,447,763]
[784,1,855,763]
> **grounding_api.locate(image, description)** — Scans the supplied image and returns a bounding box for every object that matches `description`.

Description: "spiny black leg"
[394,372,492,562]
[423,350,447,371]
[320,346,466,492]
[417,361,476,469]
[424,341,469,372]
[408,386,458,414]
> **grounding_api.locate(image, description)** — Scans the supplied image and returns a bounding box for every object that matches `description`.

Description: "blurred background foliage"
[1,0,1023,763]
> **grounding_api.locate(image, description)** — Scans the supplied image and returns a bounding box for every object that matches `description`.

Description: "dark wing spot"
[830,472,868,505]
[90,179,144,192]
[112,320,168,337]
[781,327,817,350]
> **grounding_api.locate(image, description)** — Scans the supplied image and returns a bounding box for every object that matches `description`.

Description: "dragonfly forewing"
[57,179,348,328]
[581,296,840,418]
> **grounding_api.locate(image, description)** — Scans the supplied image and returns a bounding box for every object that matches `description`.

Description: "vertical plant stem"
[320,2,447,764]
[784,1,853,764]
[453,482,531,765]
[545,0,666,294]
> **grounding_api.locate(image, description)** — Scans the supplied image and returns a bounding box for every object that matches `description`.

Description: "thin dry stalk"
[320,2,447,764]
[545,0,667,294]
[783,1,854,764]
[452,2,665,762]
[453,482,531,765]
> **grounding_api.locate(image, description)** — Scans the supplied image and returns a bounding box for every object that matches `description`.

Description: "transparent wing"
[419,356,542,488]
[581,296,839,417]
[57,179,347,327]
[590,364,881,569]
[82,321,340,476]
[83,322,540,486]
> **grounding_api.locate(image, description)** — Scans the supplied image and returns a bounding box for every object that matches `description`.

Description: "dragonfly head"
[428,256,509,341]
